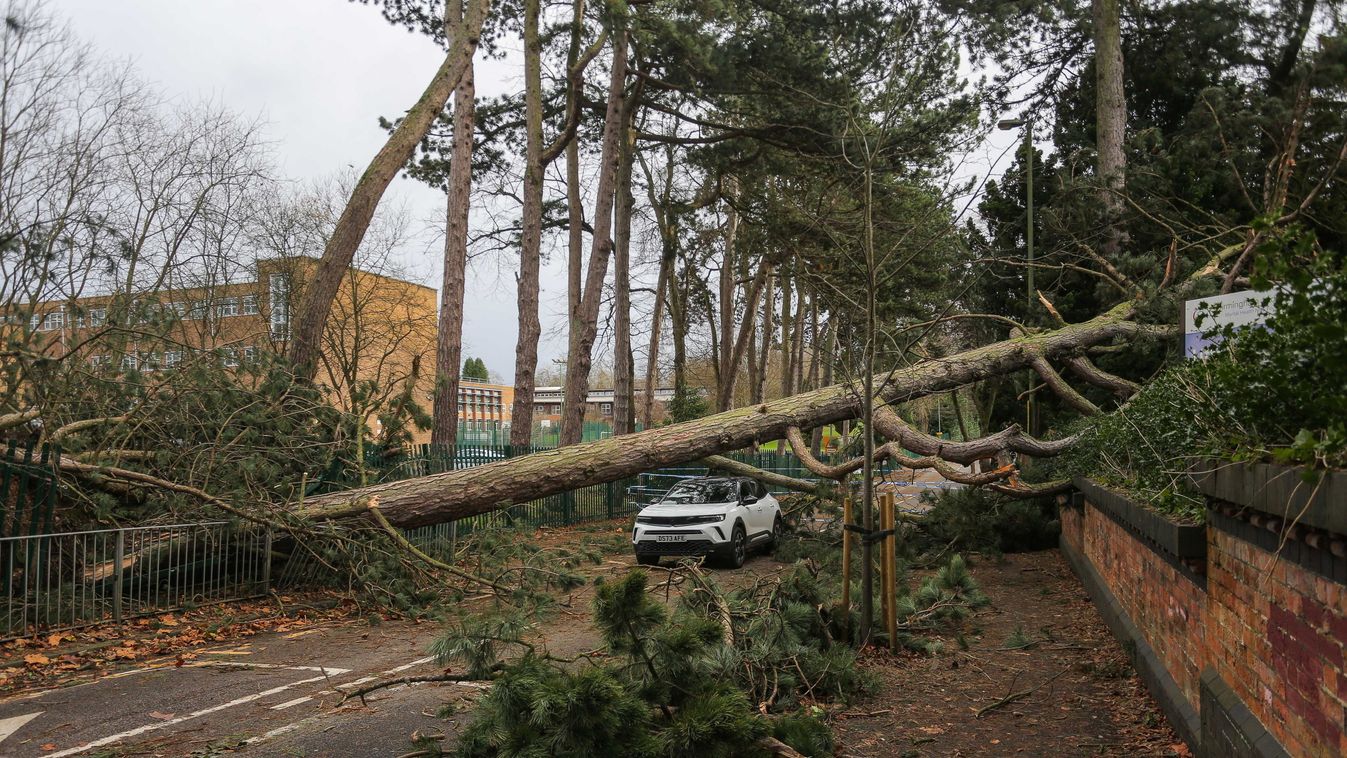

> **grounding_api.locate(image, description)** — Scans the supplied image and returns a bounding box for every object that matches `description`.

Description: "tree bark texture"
[289,0,487,377]
[642,253,670,428]
[1092,0,1127,261]
[754,274,774,404]
[430,47,477,449]
[509,0,546,448]
[612,124,636,435]
[303,306,1159,527]
[559,31,628,446]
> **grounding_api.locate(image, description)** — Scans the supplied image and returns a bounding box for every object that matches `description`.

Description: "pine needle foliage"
[445,569,837,758]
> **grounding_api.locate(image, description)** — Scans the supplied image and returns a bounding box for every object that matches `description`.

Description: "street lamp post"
[998,117,1034,433]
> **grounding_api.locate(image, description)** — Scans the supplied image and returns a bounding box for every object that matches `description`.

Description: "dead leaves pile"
[0,592,355,694]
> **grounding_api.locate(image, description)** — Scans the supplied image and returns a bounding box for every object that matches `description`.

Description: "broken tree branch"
[288,306,1160,528]
[1026,351,1101,416]
[703,455,821,495]
[870,406,1076,465]
[1065,355,1140,399]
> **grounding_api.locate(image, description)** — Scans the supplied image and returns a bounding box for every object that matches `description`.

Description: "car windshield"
[659,480,736,505]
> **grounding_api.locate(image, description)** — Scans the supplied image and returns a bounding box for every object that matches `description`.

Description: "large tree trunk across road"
[300,307,1161,528]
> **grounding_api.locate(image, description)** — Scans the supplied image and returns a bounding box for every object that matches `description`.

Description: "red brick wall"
[1207,529,1347,756]
[1076,504,1207,709]
[1061,505,1083,555]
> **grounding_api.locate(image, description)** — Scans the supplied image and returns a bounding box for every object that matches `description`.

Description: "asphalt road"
[0,619,462,757]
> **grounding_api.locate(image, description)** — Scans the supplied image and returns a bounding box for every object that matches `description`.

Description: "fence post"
[606,480,616,519]
[112,530,125,624]
[262,529,273,592]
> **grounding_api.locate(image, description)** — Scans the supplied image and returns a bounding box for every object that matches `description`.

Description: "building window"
[141,352,160,372]
[168,301,187,318]
[221,348,239,368]
[241,294,259,315]
[600,402,613,416]
[242,345,257,363]
[91,354,110,368]
[120,354,137,372]
[269,273,290,339]
[188,300,207,320]
[163,350,182,369]
[216,297,239,318]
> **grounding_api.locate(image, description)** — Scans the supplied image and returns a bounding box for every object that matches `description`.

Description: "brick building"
[10,257,503,445]
[531,385,677,429]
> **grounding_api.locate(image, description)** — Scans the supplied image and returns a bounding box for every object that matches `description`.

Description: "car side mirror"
[741,494,757,505]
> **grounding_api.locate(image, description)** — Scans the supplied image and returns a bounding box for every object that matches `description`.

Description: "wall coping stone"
[1073,478,1207,561]
[1188,460,1347,537]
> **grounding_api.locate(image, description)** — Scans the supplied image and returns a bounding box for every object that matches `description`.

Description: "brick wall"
[1207,525,1347,756]
[1078,503,1207,709]
[1064,489,1347,756]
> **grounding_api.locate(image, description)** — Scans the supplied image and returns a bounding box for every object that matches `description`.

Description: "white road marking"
[381,655,435,675]
[243,714,322,745]
[336,676,377,689]
[202,661,350,674]
[0,711,42,744]
[269,696,312,710]
[43,672,336,758]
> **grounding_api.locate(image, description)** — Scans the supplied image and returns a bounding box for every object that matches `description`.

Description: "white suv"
[631,476,783,569]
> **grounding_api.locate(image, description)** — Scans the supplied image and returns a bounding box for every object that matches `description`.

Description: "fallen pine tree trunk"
[298,305,1164,529]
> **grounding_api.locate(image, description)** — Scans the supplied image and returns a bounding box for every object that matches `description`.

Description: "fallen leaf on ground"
[149,711,175,720]
[24,654,50,666]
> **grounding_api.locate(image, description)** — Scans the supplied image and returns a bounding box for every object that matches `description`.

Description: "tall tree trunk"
[612,125,637,435]
[716,263,768,412]
[289,0,487,377]
[509,0,545,449]
[746,313,758,408]
[642,253,670,428]
[302,307,1156,527]
[560,30,628,446]
[779,274,793,398]
[792,291,807,393]
[563,0,586,400]
[671,260,690,402]
[431,43,477,453]
[810,318,830,458]
[755,274,774,403]
[717,189,736,406]
[1092,0,1127,262]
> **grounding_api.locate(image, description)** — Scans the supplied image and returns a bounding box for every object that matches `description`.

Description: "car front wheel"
[768,515,783,553]
[722,523,747,569]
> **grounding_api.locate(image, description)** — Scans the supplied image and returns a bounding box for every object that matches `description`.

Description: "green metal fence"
[1,440,58,540]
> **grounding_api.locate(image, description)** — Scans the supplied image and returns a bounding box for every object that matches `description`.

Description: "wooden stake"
[841,494,852,614]
[879,491,890,639]
[883,491,898,650]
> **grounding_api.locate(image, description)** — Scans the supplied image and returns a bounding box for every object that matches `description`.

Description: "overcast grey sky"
[46,0,1027,384]
[52,0,569,381]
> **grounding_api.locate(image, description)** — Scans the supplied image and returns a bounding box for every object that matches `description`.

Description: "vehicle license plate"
[656,535,686,543]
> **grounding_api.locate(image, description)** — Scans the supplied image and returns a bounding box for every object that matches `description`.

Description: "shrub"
[918,487,1060,553]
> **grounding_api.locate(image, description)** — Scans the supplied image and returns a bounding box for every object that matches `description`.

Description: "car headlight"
[635,514,726,525]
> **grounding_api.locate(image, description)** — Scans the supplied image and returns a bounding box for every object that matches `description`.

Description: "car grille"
[637,514,724,526]
[635,541,714,556]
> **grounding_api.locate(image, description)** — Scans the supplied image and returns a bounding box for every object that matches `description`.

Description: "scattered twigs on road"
[975,666,1070,718]
[343,665,502,705]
